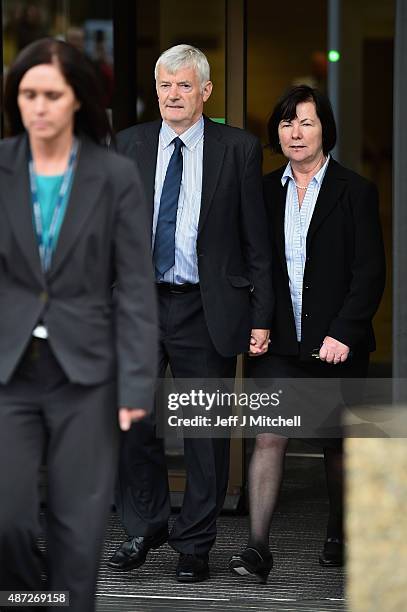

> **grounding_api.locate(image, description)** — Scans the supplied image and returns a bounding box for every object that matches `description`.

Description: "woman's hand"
[119,407,147,431]
[319,336,350,364]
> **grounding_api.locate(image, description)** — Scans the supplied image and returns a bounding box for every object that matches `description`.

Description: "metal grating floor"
[95,597,345,611]
[96,456,346,612]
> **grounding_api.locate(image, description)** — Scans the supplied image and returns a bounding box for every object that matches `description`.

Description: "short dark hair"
[267,85,337,155]
[4,38,112,144]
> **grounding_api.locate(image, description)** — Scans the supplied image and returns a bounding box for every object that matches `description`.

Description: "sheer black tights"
[247,436,343,554]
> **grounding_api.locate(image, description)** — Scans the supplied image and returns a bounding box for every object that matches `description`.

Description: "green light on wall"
[328,50,341,62]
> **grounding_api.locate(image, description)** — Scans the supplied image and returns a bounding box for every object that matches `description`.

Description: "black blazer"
[264,158,385,360]
[0,134,158,409]
[116,116,273,357]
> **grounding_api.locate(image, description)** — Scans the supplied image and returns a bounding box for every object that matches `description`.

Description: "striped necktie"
[153,137,183,277]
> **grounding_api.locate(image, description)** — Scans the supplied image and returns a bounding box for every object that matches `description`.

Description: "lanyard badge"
[29,138,79,272]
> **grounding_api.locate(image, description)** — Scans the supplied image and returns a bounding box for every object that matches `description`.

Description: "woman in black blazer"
[0,40,157,610]
[229,85,385,583]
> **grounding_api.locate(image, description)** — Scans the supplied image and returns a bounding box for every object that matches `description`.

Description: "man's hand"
[319,336,350,364]
[249,329,270,356]
[119,407,147,431]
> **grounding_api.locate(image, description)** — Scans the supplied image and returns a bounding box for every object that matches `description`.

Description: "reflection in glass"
[3,0,114,110]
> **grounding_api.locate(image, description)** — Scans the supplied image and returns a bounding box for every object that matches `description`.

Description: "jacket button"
[304,313,309,318]
[304,285,310,290]
[39,291,48,303]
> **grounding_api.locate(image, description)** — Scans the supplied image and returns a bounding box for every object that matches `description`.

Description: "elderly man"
[108,44,273,582]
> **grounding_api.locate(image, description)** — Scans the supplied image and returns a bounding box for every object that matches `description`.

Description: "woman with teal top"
[0,39,157,611]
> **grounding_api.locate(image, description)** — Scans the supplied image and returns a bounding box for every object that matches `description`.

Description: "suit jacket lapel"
[47,137,104,280]
[0,134,44,286]
[198,117,226,234]
[133,121,160,227]
[272,177,289,267]
[306,158,346,251]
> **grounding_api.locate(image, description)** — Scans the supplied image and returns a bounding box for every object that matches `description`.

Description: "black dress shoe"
[107,527,168,570]
[319,537,344,567]
[229,547,273,584]
[176,553,210,583]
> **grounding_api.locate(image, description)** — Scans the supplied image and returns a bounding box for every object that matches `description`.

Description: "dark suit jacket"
[116,116,273,357]
[264,158,386,360]
[0,133,157,409]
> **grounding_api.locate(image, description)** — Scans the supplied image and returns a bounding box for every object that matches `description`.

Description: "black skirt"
[244,351,370,448]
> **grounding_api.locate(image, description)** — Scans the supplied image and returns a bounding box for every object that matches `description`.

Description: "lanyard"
[29,138,79,272]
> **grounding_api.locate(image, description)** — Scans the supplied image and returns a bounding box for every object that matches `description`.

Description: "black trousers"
[0,339,119,612]
[116,288,237,555]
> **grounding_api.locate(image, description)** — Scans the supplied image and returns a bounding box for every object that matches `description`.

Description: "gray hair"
[154,44,210,89]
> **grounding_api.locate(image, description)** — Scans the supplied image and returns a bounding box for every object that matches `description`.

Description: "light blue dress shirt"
[282,155,330,341]
[153,117,204,284]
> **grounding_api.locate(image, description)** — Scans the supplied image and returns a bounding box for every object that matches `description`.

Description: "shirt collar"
[160,116,204,151]
[281,154,331,187]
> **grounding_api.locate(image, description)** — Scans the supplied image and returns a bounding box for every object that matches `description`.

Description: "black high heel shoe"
[319,537,344,567]
[229,547,273,584]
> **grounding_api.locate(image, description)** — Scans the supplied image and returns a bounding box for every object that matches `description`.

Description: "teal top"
[35,174,71,251]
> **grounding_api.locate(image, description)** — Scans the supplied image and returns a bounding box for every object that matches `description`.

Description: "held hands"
[319,336,350,364]
[249,328,270,356]
[118,407,147,431]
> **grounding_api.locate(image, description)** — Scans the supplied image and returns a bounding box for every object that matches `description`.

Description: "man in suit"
[107,44,273,582]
